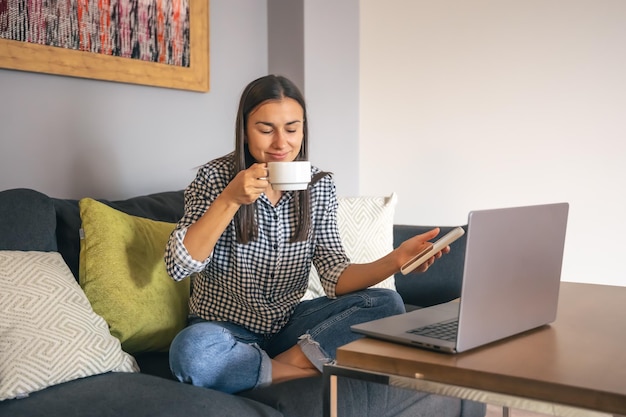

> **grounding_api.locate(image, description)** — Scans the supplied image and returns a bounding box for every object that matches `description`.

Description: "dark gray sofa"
[0,188,484,417]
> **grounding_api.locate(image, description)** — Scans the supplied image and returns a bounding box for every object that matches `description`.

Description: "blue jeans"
[169,288,405,394]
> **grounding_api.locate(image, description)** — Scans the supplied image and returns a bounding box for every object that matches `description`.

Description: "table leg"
[323,363,395,417]
[322,366,336,417]
[330,375,338,417]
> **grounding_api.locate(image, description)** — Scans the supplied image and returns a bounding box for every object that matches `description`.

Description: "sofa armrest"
[393,224,468,309]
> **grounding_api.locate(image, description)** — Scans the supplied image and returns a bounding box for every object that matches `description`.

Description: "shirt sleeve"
[165,226,211,281]
[310,177,350,298]
[164,162,225,281]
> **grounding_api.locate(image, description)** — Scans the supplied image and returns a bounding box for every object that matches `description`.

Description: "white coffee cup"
[267,161,311,191]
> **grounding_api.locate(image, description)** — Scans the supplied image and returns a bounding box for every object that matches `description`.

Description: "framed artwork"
[0,0,209,92]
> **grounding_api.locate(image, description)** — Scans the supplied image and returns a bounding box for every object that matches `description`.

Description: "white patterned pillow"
[303,193,398,300]
[0,251,138,401]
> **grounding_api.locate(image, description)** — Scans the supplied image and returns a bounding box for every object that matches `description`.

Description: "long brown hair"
[232,75,323,244]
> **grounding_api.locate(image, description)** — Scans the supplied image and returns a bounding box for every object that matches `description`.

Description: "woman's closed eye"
[258,128,298,135]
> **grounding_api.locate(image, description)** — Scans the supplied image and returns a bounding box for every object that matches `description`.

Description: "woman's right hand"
[223,163,270,205]
[183,163,270,261]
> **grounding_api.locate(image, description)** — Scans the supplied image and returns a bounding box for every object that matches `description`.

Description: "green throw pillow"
[79,198,189,354]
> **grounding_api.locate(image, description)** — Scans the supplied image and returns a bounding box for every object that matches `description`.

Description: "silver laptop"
[351,202,569,353]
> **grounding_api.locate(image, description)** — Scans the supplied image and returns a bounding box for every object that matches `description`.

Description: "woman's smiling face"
[246,97,304,163]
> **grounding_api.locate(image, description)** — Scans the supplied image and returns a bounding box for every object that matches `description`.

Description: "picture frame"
[0,1,209,92]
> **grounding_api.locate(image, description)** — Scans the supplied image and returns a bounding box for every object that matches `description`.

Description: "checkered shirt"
[165,154,350,334]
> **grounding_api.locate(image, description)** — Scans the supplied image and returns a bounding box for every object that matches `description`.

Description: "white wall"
[2,1,624,287]
[304,0,360,195]
[360,0,626,286]
[0,0,268,200]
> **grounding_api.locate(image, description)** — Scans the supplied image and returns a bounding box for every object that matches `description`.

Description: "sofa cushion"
[0,188,57,252]
[78,198,189,354]
[0,372,283,417]
[0,251,138,401]
[304,193,398,300]
[52,190,185,280]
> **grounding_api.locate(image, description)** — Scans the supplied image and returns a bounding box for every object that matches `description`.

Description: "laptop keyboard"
[407,319,458,341]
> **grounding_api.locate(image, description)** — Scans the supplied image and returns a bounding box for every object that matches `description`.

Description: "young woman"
[165,74,447,394]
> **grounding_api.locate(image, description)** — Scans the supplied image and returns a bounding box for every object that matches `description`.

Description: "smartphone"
[400,226,465,275]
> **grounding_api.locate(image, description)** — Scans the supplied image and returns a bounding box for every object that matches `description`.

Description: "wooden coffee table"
[323,282,626,417]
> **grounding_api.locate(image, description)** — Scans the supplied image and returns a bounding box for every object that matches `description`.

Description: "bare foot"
[271,344,320,384]
[273,344,317,370]
[271,359,319,384]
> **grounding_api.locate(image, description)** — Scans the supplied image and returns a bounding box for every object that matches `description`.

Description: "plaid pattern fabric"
[165,154,349,334]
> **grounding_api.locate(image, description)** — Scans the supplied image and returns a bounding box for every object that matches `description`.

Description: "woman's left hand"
[397,228,450,273]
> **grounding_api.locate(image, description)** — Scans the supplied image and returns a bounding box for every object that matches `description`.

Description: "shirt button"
[273,244,278,250]
[274,214,278,220]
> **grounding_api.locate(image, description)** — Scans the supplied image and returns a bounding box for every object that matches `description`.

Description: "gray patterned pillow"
[0,251,138,401]
[303,193,397,300]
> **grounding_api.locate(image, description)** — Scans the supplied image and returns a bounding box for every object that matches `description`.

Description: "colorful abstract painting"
[0,0,190,67]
